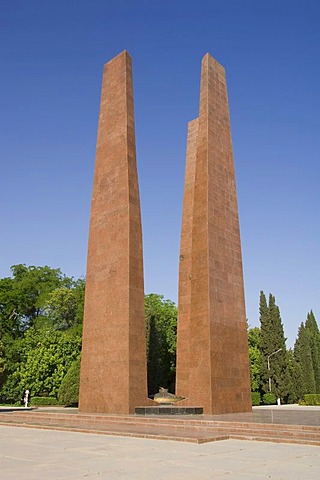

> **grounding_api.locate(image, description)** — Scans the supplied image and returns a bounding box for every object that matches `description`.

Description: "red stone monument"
[79,51,148,414]
[176,53,252,414]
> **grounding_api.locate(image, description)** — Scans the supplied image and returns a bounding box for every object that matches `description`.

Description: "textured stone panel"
[175,118,198,399]
[135,406,203,415]
[176,53,252,414]
[79,51,148,414]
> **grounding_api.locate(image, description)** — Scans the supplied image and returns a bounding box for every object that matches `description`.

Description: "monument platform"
[135,406,203,415]
[0,406,320,446]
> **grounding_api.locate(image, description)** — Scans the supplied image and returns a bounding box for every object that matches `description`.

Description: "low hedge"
[30,396,59,406]
[251,392,261,406]
[304,394,320,406]
[262,393,276,405]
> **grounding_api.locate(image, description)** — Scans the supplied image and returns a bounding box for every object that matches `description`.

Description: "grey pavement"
[0,425,319,479]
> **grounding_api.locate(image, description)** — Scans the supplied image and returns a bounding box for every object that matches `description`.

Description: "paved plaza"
[1,406,320,478]
[1,424,320,480]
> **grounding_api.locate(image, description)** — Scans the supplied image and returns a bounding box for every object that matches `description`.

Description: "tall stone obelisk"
[176,53,252,414]
[79,51,148,414]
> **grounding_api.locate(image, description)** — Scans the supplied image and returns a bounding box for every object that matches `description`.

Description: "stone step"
[1,418,320,446]
[1,411,320,446]
[3,410,320,434]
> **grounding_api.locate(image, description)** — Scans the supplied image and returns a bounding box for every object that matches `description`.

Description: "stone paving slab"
[0,426,320,479]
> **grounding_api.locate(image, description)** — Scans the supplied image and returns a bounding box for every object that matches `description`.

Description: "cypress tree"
[305,311,320,393]
[267,295,288,400]
[259,291,270,394]
[259,292,289,400]
[286,348,304,403]
[294,323,316,395]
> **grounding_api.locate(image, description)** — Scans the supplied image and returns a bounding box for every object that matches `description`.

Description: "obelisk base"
[135,406,203,415]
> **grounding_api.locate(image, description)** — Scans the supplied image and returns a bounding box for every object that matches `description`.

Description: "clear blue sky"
[1,0,319,347]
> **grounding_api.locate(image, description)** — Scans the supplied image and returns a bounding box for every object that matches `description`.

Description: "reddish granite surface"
[176,54,252,414]
[79,51,148,414]
[1,408,320,446]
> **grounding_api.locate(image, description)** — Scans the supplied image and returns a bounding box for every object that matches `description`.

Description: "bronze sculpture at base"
[153,387,186,405]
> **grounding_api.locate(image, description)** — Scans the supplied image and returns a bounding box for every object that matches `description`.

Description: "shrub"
[30,396,59,406]
[262,393,276,405]
[58,356,81,406]
[304,394,320,406]
[251,392,261,406]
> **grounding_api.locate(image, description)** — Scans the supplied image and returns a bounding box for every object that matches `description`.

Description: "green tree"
[259,291,271,394]
[294,322,316,395]
[58,356,81,406]
[0,278,22,338]
[286,348,304,403]
[44,286,83,331]
[145,294,177,396]
[305,311,320,393]
[259,292,289,400]
[0,264,72,336]
[0,338,5,389]
[267,295,288,400]
[0,332,23,400]
[1,325,82,402]
[73,278,85,326]
[248,326,261,392]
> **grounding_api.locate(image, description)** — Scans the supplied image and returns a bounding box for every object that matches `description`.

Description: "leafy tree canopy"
[0,264,72,336]
[58,356,81,406]
[145,293,177,396]
[43,279,85,331]
[1,325,82,402]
